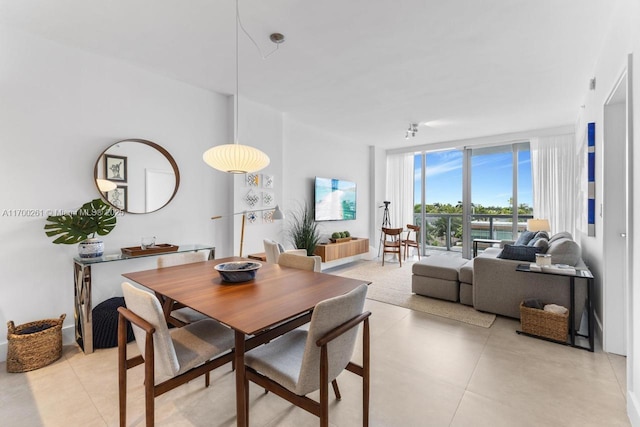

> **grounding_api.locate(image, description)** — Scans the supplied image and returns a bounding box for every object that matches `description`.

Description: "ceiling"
[0,0,615,149]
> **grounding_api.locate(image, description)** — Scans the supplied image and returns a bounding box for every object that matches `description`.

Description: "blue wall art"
[587,122,596,236]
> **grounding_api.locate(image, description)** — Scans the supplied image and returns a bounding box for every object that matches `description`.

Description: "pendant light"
[203,0,270,174]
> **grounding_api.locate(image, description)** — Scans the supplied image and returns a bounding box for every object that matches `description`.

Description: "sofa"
[413,231,588,326]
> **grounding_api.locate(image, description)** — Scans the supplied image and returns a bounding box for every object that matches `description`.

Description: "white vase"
[78,238,104,258]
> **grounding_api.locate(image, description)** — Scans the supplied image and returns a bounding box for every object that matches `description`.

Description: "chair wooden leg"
[118,314,127,427]
[363,318,370,427]
[320,346,329,427]
[205,371,210,387]
[144,333,155,427]
[331,379,341,401]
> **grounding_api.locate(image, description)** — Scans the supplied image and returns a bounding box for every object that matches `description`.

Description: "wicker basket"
[6,314,66,373]
[520,303,568,342]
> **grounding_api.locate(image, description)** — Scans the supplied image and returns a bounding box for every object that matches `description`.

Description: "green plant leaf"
[287,202,320,256]
[44,199,117,244]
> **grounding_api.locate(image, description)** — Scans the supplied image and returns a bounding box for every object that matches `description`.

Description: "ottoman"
[412,256,468,302]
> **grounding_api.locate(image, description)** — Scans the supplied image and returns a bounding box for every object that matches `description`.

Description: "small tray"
[121,244,179,257]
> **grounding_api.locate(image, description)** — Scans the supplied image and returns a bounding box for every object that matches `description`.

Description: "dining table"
[122,256,370,427]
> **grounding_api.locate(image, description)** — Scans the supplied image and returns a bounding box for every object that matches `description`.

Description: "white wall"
[0,26,233,358]
[0,25,377,360]
[282,117,372,253]
[572,0,640,423]
[228,97,284,258]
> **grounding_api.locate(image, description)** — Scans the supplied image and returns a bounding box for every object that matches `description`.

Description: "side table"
[247,252,267,262]
[515,263,594,352]
[472,239,501,257]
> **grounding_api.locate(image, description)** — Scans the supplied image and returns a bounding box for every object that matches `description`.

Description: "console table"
[73,244,214,354]
[515,263,594,352]
[313,237,369,262]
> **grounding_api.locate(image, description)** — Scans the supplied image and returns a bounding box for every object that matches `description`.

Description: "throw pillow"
[546,238,581,266]
[527,231,550,247]
[531,237,549,253]
[514,231,536,246]
[549,231,573,243]
[497,244,543,262]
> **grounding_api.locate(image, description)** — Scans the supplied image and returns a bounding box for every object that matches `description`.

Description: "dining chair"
[156,251,209,326]
[263,239,307,263]
[381,227,403,267]
[118,282,234,427]
[244,283,371,427]
[277,252,322,272]
[403,224,421,261]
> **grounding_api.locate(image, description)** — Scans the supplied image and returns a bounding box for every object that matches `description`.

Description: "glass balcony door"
[413,143,532,259]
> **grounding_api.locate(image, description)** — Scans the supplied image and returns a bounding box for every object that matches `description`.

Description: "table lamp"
[527,218,550,232]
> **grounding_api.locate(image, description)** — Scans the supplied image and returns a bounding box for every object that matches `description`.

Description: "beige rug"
[331,258,496,328]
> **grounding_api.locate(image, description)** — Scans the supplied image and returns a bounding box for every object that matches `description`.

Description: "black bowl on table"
[214,262,262,283]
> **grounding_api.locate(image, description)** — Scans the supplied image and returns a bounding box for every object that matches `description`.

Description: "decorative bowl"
[214,262,262,283]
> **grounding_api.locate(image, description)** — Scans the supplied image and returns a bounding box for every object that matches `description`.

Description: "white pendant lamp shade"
[203,143,270,174]
[96,178,117,192]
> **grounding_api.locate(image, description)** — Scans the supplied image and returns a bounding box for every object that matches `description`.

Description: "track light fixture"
[405,123,418,139]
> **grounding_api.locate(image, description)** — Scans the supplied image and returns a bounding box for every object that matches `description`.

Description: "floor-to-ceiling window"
[412,143,532,258]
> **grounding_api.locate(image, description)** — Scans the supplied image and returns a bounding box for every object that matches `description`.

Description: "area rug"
[330,259,496,328]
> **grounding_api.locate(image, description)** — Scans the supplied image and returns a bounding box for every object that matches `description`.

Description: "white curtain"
[530,134,577,237]
[386,153,414,230]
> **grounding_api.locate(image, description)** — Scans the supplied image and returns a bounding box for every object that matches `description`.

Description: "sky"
[413,149,532,208]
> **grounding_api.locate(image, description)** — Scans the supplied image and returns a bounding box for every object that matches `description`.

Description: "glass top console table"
[515,263,594,352]
[74,244,215,354]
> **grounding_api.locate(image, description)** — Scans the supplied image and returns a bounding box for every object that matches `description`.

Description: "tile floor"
[0,299,630,426]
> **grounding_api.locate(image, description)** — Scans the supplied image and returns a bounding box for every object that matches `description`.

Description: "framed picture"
[104,154,127,182]
[106,186,128,211]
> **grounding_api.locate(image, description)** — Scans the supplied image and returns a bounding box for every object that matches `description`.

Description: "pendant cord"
[235,0,239,145]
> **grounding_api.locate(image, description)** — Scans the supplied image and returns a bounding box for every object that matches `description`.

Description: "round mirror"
[94,139,180,214]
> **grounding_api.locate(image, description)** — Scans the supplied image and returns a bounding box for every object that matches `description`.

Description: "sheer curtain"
[386,153,414,230]
[530,134,577,236]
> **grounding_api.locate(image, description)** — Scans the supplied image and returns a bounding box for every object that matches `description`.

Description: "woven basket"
[6,314,66,373]
[520,303,568,342]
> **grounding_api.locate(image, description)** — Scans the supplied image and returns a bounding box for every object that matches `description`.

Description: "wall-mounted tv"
[314,177,356,221]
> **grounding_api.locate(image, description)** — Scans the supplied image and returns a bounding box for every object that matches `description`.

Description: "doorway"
[602,64,632,355]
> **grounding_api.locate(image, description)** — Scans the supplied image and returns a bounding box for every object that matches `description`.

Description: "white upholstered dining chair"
[118,282,234,427]
[244,283,371,426]
[156,251,209,326]
[277,252,322,272]
[263,239,307,263]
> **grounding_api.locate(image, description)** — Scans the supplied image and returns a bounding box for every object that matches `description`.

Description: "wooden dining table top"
[122,256,370,335]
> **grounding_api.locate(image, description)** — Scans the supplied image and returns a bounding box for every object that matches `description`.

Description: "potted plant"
[44,198,118,258]
[287,202,320,256]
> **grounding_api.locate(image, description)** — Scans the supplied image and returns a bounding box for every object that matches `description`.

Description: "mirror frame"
[93,138,180,214]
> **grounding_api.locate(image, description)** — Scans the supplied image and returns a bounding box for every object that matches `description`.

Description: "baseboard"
[0,325,77,363]
[628,390,640,426]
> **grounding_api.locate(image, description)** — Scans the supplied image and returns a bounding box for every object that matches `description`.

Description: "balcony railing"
[412,213,534,251]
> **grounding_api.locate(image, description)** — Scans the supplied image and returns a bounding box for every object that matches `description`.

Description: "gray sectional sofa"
[412,231,588,325]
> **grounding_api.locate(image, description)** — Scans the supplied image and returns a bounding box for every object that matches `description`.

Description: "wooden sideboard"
[314,237,369,262]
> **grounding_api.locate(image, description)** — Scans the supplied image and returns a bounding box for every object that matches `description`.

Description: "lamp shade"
[203,143,270,174]
[272,205,284,220]
[96,179,117,192]
[527,218,550,232]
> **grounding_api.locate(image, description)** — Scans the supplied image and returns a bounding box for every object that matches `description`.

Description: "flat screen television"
[314,177,356,221]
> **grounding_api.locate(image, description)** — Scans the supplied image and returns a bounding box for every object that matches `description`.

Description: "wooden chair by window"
[157,252,209,327]
[403,224,421,261]
[244,284,371,427]
[381,227,403,267]
[118,282,234,427]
